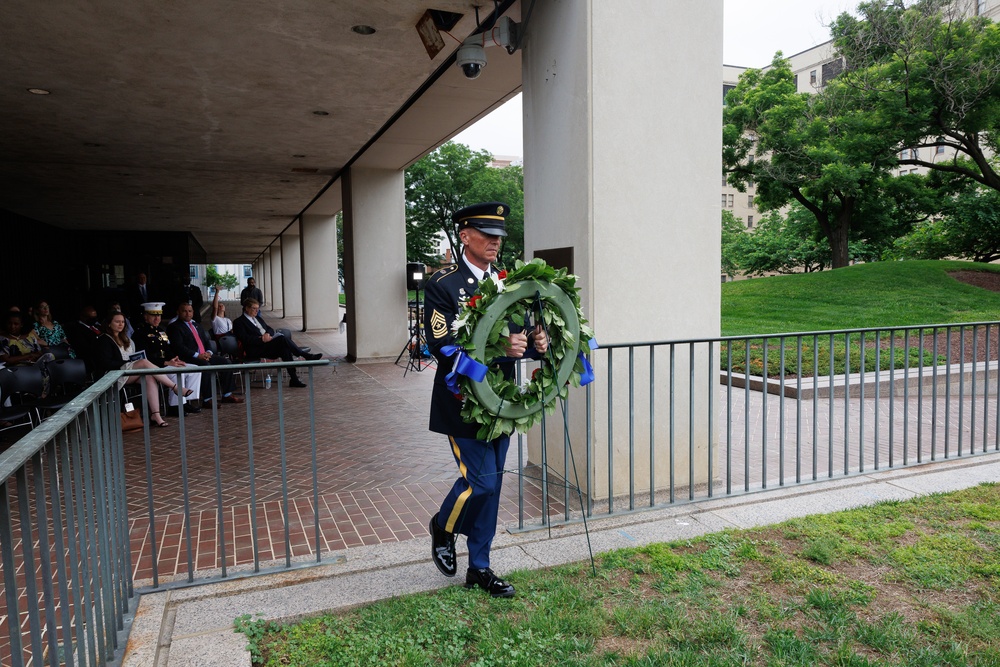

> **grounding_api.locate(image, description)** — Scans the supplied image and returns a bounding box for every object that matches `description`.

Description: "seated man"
[167,303,244,405]
[133,302,201,414]
[232,298,320,388]
[65,305,103,374]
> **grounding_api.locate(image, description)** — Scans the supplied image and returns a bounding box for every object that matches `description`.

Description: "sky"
[452,0,857,158]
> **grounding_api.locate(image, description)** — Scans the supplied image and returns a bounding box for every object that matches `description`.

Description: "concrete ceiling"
[2,1,522,263]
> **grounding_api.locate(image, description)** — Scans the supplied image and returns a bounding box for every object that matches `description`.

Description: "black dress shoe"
[429,512,457,577]
[465,568,515,598]
[183,404,202,414]
[303,352,323,361]
[164,406,180,417]
[289,378,308,388]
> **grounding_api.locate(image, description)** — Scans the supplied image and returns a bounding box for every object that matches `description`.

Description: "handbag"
[120,409,144,432]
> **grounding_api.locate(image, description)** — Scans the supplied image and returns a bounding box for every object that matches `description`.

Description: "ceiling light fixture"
[27,88,50,95]
[292,154,306,158]
[312,110,329,116]
[351,25,376,35]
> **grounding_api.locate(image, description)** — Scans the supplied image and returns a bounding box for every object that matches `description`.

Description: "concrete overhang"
[2,1,522,263]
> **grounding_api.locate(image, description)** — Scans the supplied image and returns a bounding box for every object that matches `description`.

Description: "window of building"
[189,265,198,279]
[810,70,817,84]
[821,59,844,85]
[243,265,253,277]
[722,175,728,186]
[747,216,754,229]
[910,148,919,160]
[723,84,736,105]
[728,194,734,207]
[721,194,728,207]
[747,195,754,208]
[978,0,986,15]
[936,145,945,154]
[793,74,799,89]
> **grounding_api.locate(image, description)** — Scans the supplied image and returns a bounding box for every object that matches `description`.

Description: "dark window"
[747,216,754,229]
[723,84,736,104]
[822,59,844,85]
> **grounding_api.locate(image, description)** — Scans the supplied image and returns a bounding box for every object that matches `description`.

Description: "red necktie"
[188,322,206,354]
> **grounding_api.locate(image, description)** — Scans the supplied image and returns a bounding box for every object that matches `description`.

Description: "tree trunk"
[828,204,854,269]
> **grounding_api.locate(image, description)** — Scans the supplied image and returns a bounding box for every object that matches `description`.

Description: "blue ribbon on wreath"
[578,338,599,386]
[441,345,488,395]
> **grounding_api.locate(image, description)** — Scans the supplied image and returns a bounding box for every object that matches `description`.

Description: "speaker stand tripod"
[395,286,430,376]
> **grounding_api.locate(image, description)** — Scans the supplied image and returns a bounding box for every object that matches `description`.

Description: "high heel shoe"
[171,385,194,398]
[151,411,170,428]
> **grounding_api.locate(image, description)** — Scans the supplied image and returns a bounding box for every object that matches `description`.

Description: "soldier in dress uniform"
[424,202,548,598]
[133,302,201,414]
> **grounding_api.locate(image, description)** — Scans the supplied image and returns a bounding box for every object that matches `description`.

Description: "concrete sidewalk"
[122,452,1000,667]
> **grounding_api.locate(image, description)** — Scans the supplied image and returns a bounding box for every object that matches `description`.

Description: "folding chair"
[216,334,245,391]
[0,368,37,436]
[3,365,45,426]
[35,358,89,416]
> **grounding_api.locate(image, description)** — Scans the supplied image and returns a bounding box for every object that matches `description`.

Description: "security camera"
[456,39,487,79]
[455,17,520,80]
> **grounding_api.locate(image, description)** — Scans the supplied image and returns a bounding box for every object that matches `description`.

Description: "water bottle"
[265,374,272,389]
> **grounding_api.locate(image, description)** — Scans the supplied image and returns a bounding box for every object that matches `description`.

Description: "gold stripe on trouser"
[444,436,474,533]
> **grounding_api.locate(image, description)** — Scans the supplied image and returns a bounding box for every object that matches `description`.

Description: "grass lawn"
[721,260,1000,336]
[235,484,1000,666]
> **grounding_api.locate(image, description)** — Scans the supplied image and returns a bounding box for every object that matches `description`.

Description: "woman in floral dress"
[32,301,75,358]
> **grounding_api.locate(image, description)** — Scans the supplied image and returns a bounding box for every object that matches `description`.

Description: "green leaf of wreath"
[451,258,594,439]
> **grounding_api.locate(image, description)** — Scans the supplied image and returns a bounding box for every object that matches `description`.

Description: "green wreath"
[451,258,596,439]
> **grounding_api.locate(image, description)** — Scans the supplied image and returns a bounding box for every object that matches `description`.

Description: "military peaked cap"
[453,201,509,237]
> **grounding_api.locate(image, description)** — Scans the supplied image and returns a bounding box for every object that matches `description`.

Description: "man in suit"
[167,303,243,405]
[423,202,548,599]
[65,305,103,373]
[128,272,153,320]
[133,302,201,414]
[232,298,320,388]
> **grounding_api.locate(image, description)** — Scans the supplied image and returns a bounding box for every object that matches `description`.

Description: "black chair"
[3,365,46,426]
[0,369,37,435]
[35,358,89,415]
[216,335,245,390]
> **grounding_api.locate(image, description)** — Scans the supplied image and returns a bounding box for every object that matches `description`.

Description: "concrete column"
[341,166,407,361]
[281,228,303,317]
[262,248,272,308]
[270,240,284,312]
[523,0,723,501]
[300,214,340,330]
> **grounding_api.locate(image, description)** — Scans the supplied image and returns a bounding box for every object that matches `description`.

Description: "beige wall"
[523,0,723,501]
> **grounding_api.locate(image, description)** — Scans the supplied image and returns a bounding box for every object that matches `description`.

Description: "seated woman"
[95,312,192,428]
[0,311,55,367]
[33,300,76,358]
[210,285,233,340]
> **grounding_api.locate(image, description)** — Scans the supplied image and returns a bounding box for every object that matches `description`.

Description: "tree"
[205,265,239,291]
[720,210,746,276]
[405,142,493,265]
[725,208,832,276]
[892,183,1000,262]
[831,0,1000,193]
[464,164,525,268]
[723,55,898,268]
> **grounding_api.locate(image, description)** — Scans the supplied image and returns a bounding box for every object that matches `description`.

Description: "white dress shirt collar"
[461,253,491,282]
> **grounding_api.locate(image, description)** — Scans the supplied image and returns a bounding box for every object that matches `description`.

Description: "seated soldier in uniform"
[133,302,201,415]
